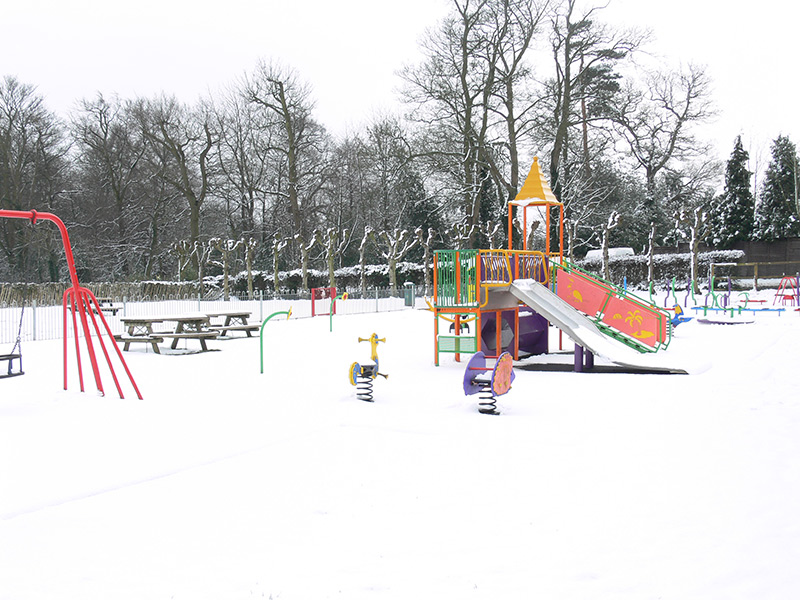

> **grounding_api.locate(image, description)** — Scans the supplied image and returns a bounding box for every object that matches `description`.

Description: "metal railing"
[0,287,420,345]
[710,261,800,291]
[433,249,548,309]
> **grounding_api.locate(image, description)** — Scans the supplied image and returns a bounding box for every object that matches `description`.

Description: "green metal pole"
[260,307,292,374]
[330,293,348,332]
[710,276,719,308]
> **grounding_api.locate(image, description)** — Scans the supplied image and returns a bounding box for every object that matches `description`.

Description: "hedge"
[577,250,746,290]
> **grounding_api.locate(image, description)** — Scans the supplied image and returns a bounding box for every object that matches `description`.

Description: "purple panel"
[518,309,548,356]
[463,351,487,396]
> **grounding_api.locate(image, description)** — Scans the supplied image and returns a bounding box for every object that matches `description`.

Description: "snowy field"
[2,296,800,599]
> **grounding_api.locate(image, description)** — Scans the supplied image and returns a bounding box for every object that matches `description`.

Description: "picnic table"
[116,317,165,353]
[68,296,122,316]
[116,314,219,353]
[94,297,122,316]
[205,311,259,337]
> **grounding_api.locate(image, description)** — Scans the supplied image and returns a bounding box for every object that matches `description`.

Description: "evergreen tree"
[754,135,800,241]
[712,135,754,248]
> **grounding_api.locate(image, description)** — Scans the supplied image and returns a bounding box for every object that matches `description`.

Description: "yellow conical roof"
[512,157,559,204]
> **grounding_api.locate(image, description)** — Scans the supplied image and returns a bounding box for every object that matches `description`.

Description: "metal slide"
[509,279,689,374]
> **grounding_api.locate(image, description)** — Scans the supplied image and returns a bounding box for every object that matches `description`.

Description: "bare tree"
[401,0,501,246]
[560,169,610,261]
[600,210,621,280]
[358,227,375,295]
[676,205,711,294]
[451,220,478,248]
[482,0,549,205]
[210,238,242,300]
[210,85,274,240]
[415,227,438,295]
[243,237,258,300]
[271,233,288,296]
[295,231,320,292]
[545,0,646,201]
[71,93,149,278]
[0,76,69,280]
[480,221,503,249]
[378,229,419,296]
[171,240,193,281]
[646,222,656,284]
[321,227,351,289]
[193,240,213,293]
[611,64,716,211]
[245,61,332,267]
[136,96,214,274]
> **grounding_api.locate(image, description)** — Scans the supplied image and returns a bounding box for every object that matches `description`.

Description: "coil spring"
[356,375,374,402]
[478,384,500,415]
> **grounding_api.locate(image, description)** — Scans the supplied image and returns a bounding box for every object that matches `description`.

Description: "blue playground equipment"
[671,305,692,327]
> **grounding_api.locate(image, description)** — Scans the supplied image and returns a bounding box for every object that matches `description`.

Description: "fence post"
[259,289,263,322]
[198,293,201,312]
[375,287,379,313]
[32,299,37,341]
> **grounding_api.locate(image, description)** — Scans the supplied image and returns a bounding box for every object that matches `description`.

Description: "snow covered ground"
[2,297,800,599]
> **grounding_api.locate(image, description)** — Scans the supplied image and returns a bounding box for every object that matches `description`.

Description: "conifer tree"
[712,135,754,248]
[753,135,800,241]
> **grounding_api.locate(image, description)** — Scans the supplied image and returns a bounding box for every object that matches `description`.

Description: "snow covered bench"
[114,334,164,354]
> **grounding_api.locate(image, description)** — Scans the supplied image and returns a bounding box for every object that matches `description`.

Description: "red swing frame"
[0,209,142,399]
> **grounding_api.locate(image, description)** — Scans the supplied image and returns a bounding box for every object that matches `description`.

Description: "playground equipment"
[773,275,799,306]
[0,209,142,398]
[259,307,293,374]
[431,157,674,373]
[349,333,388,402]
[311,287,338,317]
[329,292,348,332]
[463,351,515,415]
[0,301,25,379]
[671,305,692,327]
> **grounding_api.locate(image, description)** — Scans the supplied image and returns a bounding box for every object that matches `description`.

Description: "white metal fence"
[0,286,421,345]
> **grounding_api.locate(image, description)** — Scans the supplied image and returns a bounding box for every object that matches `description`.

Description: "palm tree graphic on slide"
[614,309,653,340]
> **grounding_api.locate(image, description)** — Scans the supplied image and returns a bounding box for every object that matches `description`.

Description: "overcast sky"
[3,0,798,165]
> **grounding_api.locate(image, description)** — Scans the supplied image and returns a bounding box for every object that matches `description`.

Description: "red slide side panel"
[556,269,608,318]
[601,296,661,348]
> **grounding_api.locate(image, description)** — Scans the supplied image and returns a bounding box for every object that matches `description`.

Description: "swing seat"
[0,351,23,378]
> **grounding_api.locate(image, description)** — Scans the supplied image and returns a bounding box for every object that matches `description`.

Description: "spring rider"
[463,351,515,415]
[349,333,388,402]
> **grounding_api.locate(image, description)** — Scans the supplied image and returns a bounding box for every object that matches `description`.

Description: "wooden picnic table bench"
[156,314,219,351]
[114,333,165,354]
[95,297,123,316]
[117,317,165,353]
[205,310,259,337]
[118,315,219,353]
[67,296,123,316]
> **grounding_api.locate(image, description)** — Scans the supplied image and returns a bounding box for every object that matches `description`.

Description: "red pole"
[0,209,142,399]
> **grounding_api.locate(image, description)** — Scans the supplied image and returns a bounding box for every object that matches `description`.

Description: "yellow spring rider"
[349,333,388,402]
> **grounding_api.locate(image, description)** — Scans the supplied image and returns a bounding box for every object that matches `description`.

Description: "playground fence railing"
[0,286,425,345]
